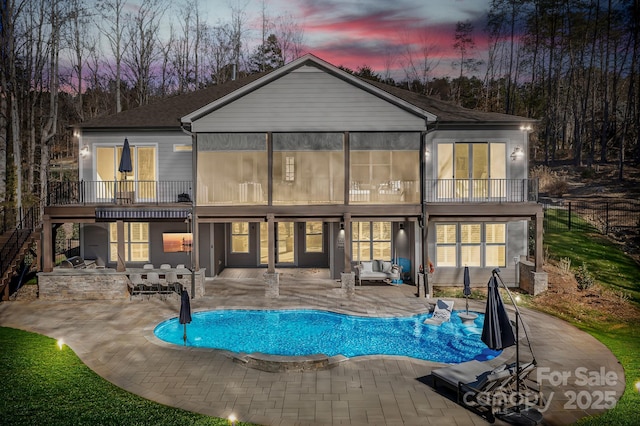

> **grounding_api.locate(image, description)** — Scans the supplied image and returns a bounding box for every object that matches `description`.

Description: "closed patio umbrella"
[463,266,471,314]
[481,274,515,351]
[179,290,192,346]
[118,138,133,178]
[483,270,542,425]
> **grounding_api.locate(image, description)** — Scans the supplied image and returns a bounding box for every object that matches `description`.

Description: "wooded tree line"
[0,0,638,218]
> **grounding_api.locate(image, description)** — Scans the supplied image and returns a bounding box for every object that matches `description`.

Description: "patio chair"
[164,271,182,298]
[176,264,185,269]
[160,264,171,270]
[145,272,162,298]
[128,274,145,300]
[423,299,454,325]
[143,263,155,270]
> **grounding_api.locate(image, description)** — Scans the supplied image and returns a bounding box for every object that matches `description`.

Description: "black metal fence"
[543,199,640,235]
[54,238,80,264]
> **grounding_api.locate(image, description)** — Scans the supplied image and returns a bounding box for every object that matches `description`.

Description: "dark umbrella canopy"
[179,290,192,346]
[481,275,516,350]
[463,266,471,313]
[463,266,471,296]
[118,138,133,176]
[179,290,192,324]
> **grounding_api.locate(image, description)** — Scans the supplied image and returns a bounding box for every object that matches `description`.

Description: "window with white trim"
[284,156,295,181]
[305,221,323,253]
[435,223,506,267]
[231,222,250,253]
[109,223,149,262]
[352,221,392,261]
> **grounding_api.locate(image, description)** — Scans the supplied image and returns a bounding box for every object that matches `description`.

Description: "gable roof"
[76,54,533,131]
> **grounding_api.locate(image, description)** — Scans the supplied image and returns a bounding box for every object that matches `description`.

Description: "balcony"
[424,179,538,203]
[47,181,193,206]
[47,179,538,207]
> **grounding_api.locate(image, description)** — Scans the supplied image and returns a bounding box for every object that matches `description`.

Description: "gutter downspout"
[420,120,438,298]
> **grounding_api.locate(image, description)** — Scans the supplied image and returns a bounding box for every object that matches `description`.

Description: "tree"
[401,31,441,95]
[122,0,166,106]
[96,0,128,113]
[248,33,283,73]
[452,20,483,105]
[63,0,94,122]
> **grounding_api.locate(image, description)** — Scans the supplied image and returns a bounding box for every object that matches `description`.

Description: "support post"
[116,220,126,272]
[42,215,53,272]
[535,210,544,272]
[343,213,351,273]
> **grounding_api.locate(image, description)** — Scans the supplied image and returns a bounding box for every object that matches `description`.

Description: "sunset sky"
[200,0,492,78]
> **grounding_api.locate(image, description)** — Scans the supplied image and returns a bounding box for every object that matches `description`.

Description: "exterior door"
[276,222,295,265]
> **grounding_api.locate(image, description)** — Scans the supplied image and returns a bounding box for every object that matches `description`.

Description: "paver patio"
[0,270,625,425]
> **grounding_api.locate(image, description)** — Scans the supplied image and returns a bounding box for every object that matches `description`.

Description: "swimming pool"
[154,309,500,364]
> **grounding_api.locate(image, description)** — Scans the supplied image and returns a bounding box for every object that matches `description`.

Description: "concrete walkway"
[0,272,625,425]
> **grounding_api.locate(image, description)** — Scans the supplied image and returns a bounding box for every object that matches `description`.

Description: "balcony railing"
[424,179,538,203]
[47,180,193,206]
[47,179,538,206]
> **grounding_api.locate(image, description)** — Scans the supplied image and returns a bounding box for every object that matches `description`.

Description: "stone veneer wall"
[38,268,206,301]
[518,259,548,296]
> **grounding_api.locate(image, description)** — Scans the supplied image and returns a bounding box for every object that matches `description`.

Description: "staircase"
[0,207,41,301]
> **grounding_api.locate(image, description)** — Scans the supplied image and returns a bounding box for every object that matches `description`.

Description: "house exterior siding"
[191,66,427,132]
[42,54,542,294]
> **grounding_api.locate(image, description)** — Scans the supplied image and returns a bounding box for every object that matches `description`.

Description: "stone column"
[341,272,355,296]
[264,271,279,298]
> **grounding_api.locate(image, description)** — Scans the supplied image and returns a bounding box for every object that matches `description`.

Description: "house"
[43,54,544,297]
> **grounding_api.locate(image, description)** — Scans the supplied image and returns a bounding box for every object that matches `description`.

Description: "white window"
[284,156,295,181]
[109,223,149,262]
[231,222,250,253]
[305,221,323,253]
[435,223,506,267]
[352,221,392,261]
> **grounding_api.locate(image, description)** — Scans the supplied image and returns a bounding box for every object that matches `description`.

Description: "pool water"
[154,309,500,364]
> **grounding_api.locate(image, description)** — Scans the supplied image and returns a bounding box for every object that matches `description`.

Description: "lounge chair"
[432,360,542,423]
[424,299,454,325]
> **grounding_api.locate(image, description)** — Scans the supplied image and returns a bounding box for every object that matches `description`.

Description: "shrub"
[575,262,595,290]
[531,165,568,196]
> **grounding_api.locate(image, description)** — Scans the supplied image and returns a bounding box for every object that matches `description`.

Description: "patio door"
[276,222,295,265]
[95,145,157,202]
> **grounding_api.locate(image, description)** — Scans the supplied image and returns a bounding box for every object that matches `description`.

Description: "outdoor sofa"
[354,260,401,284]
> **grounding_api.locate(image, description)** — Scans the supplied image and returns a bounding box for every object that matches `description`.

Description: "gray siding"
[192,67,426,132]
[79,130,192,182]
[425,129,528,180]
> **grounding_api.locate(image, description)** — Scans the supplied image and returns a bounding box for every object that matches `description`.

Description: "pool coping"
[146,306,516,372]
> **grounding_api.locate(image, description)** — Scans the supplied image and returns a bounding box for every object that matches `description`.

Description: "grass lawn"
[0,327,252,426]
[540,209,640,425]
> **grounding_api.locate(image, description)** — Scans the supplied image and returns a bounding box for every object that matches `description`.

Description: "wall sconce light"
[520,124,532,132]
[80,145,89,158]
[510,146,524,160]
[340,222,344,230]
[399,223,404,230]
